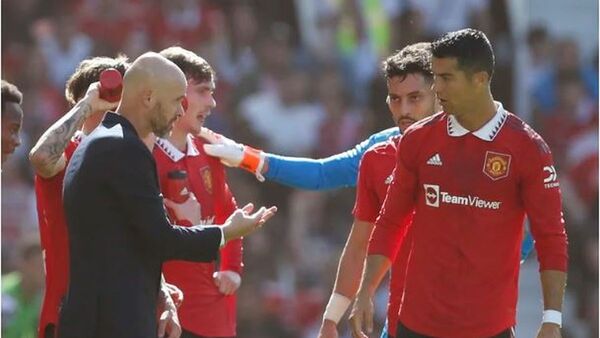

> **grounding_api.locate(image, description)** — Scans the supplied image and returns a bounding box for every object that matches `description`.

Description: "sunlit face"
[173,78,216,135]
[1,102,23,164]
[432,57,479,116]
[150,80,186,138]
[386,73,437,132]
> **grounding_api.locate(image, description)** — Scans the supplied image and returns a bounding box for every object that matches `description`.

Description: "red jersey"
[153,135,241,337]
[370,103,568,338]
[352,134,412,336]
[34,132,82,338]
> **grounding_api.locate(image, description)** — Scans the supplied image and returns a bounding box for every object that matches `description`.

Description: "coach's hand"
[318,319,339,338]
[81,82,119,117]
[157,286,182,338]
[536,323,561,338]
[349,290,374,338]
[222,203,277,242]
[213,270,241,295]
[200,127,266,182]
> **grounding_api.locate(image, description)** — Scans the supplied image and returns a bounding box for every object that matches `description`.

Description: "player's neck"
[455,94,496,131]
[168,128,188,152]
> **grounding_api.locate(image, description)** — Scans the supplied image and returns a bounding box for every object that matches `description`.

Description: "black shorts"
[181,329,235,338]
[396,322,515,338]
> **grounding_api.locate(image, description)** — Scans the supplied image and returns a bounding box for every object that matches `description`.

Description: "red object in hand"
[166,170,190,204]
[99,68,123,102]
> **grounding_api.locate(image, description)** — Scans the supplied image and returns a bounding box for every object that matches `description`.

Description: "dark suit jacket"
[59,112,222,338]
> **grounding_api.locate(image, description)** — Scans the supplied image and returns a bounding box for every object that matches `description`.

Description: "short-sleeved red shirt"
[370,103,568,337]
[154,135,241,337]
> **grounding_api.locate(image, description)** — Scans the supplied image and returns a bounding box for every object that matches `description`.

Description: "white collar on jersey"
[447,101,508,142]
[155,135,200,162]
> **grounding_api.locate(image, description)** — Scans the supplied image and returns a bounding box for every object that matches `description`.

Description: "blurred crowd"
[1,0,597,337]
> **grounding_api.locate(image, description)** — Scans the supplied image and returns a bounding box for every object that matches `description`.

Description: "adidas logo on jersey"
[427,153,443,166]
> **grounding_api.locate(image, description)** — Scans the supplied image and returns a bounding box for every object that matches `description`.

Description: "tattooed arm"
[29,82,117,178]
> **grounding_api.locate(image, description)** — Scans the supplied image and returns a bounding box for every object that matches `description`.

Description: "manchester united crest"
[200,167,213,194]
[483,151,511,181]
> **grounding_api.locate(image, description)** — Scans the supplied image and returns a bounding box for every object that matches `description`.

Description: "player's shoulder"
[365,127,400,145]
[503,112,552,155]
[402,112,446,140]
[191,135,227,168]
[364,134,400,157]
[373,126,400,139]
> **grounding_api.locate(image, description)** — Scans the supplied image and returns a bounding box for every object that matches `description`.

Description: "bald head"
[117,52,187,138]
[123,52,187,97]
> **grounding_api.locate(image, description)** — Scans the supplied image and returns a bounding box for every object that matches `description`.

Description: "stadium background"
[1,0,597,337]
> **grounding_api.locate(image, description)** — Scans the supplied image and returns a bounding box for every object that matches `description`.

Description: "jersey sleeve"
[520,135,568,271]
[369,135,417,261]
[264,127,399,190]
[352,150,381,223]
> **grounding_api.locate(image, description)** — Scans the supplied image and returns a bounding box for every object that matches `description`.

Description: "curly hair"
[382,42,433,82]
[1,80,23,115]
[159,46,215,84]
[65,55,130,106]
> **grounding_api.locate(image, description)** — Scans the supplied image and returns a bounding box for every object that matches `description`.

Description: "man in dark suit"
[59,52,276,338]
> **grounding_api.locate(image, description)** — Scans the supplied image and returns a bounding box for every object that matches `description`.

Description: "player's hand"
[536,323,561,338]
[164,283,184,309]
[348,290,374,338]
[213,270,241,295]
[157,307,181,338]
[318,319,339,338]
[81,82,119,116]
[200,127,266,181]
[164,193,202,225]
[157,287,182,338]
[222,203,277,241]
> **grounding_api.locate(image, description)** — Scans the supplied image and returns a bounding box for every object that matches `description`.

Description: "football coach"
[59,52,277,338]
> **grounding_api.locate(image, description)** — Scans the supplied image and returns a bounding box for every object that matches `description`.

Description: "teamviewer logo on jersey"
[423,184,502,210]
[543,165,559,189]
[424,184,440,207]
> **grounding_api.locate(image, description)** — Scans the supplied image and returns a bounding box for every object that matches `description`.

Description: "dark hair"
[65,55,130,106]
[382,42,433,82]
[159,46,215,84]
[432,28,495,79]
[1,80,23,115]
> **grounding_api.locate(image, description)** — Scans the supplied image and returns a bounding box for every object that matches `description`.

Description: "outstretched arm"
[201,127,399,190]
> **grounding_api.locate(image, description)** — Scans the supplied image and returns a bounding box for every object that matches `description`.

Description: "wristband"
[240,146,265,182]
[542,310,562,327]
[323,293,351,324]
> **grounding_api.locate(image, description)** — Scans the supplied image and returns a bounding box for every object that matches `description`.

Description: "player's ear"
[471,70,489,88]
